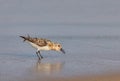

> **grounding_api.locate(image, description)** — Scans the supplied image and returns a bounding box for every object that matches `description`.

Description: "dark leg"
[38,51,43,59]
[36,51,41,60]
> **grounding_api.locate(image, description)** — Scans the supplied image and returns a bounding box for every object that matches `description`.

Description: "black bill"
[60,48,65,54]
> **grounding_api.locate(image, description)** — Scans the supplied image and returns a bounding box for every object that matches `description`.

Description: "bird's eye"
[58,45,60,47]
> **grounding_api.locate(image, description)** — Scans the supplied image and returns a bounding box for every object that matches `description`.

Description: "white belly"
[27,41,50,51]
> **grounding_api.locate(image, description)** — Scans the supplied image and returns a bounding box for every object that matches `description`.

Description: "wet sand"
[46,73,120,81]
[0,55,120,81]
[28,73,120,81]
[1,33,120,81]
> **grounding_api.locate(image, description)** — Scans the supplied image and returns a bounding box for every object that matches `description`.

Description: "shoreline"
[23,72,120,81]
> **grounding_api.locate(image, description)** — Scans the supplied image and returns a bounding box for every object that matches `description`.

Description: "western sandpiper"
[20,35,65,60]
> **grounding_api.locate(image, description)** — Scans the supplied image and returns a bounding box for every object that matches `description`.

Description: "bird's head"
[53,43,65,54]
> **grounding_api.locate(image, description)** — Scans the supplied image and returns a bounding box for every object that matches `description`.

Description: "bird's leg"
[36,51,41,60]
[38,51,43,59]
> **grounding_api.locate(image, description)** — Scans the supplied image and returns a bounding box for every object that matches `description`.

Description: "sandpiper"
[20,35,65,60]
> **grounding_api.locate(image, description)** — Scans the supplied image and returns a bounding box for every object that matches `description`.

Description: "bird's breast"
[28,41,50,51]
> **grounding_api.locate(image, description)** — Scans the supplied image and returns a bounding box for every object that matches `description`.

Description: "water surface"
[1,0,120,81]
[1,25,120,81]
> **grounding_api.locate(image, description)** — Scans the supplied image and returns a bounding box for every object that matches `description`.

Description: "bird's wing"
[20,36,48,47]
[29,38,48,47]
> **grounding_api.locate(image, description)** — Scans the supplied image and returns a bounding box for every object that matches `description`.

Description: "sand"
[20,72,120,81]
[0,55,120,81]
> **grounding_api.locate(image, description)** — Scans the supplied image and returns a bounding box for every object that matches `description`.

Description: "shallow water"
[1,25,120,81]
[1,0,120,81]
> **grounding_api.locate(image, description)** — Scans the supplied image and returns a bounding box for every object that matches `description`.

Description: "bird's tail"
[19,35,30,42]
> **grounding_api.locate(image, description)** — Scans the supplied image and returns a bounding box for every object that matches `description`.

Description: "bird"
[20,35,65,60]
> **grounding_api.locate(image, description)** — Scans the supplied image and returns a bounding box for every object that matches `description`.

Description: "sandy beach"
[0,54,120,81]
[49,73,120,81]
[29,73,120,81]
[1,0,120,81]
[1,27,120,81]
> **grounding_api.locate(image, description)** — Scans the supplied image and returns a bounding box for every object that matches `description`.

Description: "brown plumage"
[20,35,51,47]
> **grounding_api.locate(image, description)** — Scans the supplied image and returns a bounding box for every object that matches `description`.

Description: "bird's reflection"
[34,60,65,74]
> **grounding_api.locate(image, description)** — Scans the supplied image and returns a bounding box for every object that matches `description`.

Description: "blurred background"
[0,0,120,81]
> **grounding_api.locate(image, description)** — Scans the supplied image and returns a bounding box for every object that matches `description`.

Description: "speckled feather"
[20,35,53,47]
